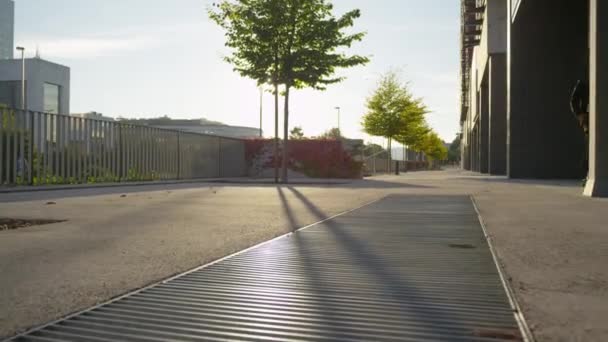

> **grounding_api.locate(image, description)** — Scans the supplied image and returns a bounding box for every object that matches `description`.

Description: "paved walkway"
[8,195,521,341]
[1,169,607,341]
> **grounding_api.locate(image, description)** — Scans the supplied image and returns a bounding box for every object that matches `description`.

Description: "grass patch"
[0,218,66,231]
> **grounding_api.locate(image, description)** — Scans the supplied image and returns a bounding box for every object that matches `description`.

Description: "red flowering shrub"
[244,138,362,179]
[244,138,268,164]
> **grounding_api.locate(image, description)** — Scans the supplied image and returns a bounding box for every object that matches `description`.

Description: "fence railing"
[362,150,428,175]
[0,108,247,186]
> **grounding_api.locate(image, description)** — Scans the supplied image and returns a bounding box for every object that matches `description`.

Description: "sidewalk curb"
[0,178,353,194]
[470,195,537,342]
[0,179,213,194]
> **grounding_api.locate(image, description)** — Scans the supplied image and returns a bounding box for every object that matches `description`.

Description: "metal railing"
[0,108,247,186]
[362,149,429,175]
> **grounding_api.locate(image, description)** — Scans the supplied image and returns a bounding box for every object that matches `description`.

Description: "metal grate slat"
[8,195,523,341]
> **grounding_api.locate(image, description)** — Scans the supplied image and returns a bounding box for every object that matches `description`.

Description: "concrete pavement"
[1,169,607,341]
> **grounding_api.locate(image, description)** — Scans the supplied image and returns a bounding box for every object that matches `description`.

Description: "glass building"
[0,0,14,60]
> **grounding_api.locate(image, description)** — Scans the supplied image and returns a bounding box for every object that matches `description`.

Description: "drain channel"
[7,195,523,341]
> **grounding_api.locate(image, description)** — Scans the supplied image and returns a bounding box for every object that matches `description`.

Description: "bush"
[244,138,362,179]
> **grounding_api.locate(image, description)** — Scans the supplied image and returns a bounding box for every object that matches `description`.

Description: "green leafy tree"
[209,0,285,182]
[447,135,461,163]
[210,0,369,183]
[362,71,428,171]
[319,127,342,139]
[363,143,385,157]
[289,126,305,139]
[419,131,448,168]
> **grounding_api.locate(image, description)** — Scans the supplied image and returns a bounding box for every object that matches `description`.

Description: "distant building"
[154,124,260,139]
[71,111,114,121]
[458,0,607,197]
[0,0,71,114]
[118,117,260,139]
[0,58,70,114]
[0,0,14,60]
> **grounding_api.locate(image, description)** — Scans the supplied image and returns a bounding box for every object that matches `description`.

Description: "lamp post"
[259,86,263,137]
[334,106,341,132]
[16,46,25,110]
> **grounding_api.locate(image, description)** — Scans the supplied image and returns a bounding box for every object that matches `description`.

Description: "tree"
[210,0,369,183]
[363,143,385,157]
[289,126,305,139]
[419,131,448,168]
[447,135,461,163]
[319,127,342,139]
[209,0,285,183]
[362,71,428,171]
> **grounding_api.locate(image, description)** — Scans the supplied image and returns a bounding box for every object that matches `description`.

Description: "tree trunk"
[273,83,279,184]
[387,137,392,173]
[282,86,290,183]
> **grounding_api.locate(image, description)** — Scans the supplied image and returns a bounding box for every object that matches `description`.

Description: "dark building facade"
[460,0,608,197]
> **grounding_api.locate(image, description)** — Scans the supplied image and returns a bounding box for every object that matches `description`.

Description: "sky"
[13,0,460,145]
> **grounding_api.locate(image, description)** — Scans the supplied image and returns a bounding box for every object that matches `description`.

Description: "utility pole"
[259,86,263,137]
[334,106,341,132]
[274,83,279,184]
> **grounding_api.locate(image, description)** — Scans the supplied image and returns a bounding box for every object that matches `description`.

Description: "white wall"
[0,58,70,114]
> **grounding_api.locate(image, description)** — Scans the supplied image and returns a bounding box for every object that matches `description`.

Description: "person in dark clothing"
[570,80,589,184]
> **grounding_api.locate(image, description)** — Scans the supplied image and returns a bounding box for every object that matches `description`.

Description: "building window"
[43,83,60,114]
[0,80,24,109]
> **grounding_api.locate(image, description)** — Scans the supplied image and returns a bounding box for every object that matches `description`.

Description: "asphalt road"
[0,182,386,339]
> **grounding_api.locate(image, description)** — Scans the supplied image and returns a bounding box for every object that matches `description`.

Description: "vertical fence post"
[6,110,11,184]
[51,115,57,181]
[29,110,35,185]
[66,116,71,183]
[117,124,123,181]
[12,111,18,185]
[17,111,24,184]
[44,113,50,184]
[177,132,181,180]
[59,115,65,182]
[218,137,222,178]
[0,109,4,184]
[0,109,3,185]
[76,117,81,183]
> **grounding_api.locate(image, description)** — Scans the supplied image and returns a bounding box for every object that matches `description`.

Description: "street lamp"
[334,106,341,132]
[16,47,25,110]
[259,86,263,137]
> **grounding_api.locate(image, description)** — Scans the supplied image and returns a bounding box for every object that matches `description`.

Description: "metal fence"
[0,108,247,186]
[362,150,429,175]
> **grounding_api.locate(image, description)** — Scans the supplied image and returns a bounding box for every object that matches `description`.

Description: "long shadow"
[275,187,357,339]
[283,187,492,338]
[276,187,299,231]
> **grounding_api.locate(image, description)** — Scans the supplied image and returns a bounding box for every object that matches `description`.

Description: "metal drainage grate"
[9,195,523,341]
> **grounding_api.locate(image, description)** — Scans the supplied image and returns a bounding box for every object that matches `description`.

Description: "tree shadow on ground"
[273,186,484,339]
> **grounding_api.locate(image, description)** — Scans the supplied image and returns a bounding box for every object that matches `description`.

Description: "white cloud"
[18,36,156,59]
[17,23,206,60]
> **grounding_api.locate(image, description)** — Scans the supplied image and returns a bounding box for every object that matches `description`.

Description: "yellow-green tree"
[362,71,428,169]
[418,131,447,167]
